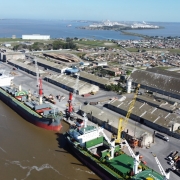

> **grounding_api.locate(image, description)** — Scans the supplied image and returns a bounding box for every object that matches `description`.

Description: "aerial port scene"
[0,1,180,180]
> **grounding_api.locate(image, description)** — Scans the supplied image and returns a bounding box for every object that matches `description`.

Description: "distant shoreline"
[78,25,164,39]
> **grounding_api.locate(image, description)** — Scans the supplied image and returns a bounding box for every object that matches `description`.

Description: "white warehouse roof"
[22,34,50,40]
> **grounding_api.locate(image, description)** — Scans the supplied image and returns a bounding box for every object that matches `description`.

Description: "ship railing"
[0,88,41,117]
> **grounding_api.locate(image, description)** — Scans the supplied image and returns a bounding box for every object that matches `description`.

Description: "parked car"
[155,133,169,141]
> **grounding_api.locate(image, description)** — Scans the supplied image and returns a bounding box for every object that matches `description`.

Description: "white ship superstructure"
[0,71,14,87]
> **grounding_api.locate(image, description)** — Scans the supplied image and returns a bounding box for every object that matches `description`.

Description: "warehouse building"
[106,95,180,138]
[8,60,46,76]
[131,68,180,100]
[79,104,153,147]
[44,74,99,95]
[77,71,116,89]
[22,34,50,40]
[0,52,25,62]
[34,58,68,73]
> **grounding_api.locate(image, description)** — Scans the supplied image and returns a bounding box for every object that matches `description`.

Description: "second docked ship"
[0,71,62,131]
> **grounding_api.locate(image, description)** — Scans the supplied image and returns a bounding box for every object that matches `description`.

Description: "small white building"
[22,34,50,40]
[3,43,11,47]
[95,61,107,67]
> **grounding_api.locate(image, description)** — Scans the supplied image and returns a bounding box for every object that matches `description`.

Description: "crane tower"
[116,84,140,143]
[67,74,79,115]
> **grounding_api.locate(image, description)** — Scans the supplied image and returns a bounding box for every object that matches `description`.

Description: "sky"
[1,0,180,22]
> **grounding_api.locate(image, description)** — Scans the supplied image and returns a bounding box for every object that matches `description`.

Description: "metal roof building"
[35,58,68,73]
[106,95,180,138]
[80,104,153,146]
[44,74,99,95]
[131,68,180,100]
[8,60,46,76]
[78,71,115,88]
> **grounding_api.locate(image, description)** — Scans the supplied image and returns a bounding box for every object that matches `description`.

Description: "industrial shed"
[80,105,153,147]
[34,58,68,73]
[44,74,99,95]
[0,52,25,62]
[8,60,46,76]
[131,68,180,100]
[106,96,180,137]
[78,71,116,89]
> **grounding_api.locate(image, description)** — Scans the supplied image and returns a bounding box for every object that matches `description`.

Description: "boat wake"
[75,168,95,175]
[0,147,6,153]
[6,160,74,180]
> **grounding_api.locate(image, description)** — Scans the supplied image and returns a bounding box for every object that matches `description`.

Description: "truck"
[166,151,178,161]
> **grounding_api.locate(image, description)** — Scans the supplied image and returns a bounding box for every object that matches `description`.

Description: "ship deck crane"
[152,153,170,180]
[123,139,142,175]
[81,113,115,160]
[116,84,140,144]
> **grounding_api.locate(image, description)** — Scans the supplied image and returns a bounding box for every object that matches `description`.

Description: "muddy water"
[0,101,100,180]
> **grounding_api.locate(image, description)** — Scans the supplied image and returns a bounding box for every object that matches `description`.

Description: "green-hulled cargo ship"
[65,117,167,180]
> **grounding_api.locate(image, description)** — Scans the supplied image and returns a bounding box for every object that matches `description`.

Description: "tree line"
[13,38,77,51]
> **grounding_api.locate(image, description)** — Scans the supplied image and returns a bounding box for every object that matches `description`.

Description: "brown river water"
[0,101,100,180]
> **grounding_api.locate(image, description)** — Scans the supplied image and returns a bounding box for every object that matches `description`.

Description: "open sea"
[0,19,180,40]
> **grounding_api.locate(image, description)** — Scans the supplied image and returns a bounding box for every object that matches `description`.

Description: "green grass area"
[0,38,23,42]
[158,66,171,70]
[75,40,107,47]
[74,40,119,49]
[0,38,55,44]
[124,48,139,52]
[168,49,180,54]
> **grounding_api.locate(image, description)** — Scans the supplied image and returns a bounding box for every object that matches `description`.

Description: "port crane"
[68,74,79,115]
[34,57,39,88]
[116,83,140,143]
[152,153,170,180]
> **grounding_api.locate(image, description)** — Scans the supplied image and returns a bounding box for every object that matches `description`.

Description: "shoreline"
[77,26,165,39]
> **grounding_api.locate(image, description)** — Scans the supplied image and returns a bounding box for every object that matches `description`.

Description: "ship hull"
[66,137,121,180]
[0,88,62,131]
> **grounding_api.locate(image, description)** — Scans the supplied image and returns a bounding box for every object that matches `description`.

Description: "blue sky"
[1,0,179,22]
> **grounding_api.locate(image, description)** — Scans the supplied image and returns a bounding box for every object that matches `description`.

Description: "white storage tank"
[126,78,132,93]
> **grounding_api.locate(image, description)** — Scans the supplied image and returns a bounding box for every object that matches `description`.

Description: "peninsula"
[78,20,160,31]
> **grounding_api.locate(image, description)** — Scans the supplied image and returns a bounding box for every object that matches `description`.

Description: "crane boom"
[152,153,170,180]
[34,58,39,88]
[116,84,140,143]
[72,74,79,104]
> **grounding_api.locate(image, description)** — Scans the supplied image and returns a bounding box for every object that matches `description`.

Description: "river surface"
[0,19,180,40]
[0,101,100,180]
